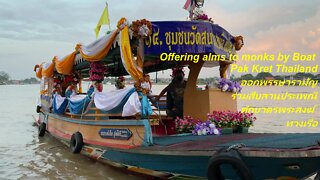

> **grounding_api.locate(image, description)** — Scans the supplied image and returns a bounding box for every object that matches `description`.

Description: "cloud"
[0,0,187,43]
[243,6,320,54]
[204,0,320,76]
[0,0,319,79]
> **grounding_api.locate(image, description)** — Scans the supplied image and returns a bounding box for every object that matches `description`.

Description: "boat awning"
[34,19,240,79]
[73,21,238,77]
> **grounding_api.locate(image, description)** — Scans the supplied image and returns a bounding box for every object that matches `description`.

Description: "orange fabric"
[42,63,54,78]
[53,52,76,75]
[120,26,143,81]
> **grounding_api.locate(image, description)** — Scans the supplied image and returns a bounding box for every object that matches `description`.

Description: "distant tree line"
[0,71,39,85]
[1,70,319,85]
[234,72,320,81]
[0,71,10,85]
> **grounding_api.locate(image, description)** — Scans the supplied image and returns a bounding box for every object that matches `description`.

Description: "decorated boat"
[33,1,320,179]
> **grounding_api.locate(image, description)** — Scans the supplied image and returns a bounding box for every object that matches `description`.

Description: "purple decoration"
[217,78,242,93]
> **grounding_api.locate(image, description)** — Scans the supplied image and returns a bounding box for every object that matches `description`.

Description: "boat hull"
[37,112,320,179]
[39,112,153,149]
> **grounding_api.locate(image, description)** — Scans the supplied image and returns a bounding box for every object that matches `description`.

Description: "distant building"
[9,80,22,84]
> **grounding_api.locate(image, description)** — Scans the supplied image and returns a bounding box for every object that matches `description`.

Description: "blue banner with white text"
[144,21,236,58]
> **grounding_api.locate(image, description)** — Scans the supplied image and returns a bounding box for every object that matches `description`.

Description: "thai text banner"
[144,21,236,57]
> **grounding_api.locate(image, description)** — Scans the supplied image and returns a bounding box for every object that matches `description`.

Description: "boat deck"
[145,133,320,151]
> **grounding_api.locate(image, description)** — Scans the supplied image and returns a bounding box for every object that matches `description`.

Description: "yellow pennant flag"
[94,4,110,38]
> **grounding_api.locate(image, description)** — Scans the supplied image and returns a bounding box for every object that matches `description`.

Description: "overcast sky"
[0,0,319,79]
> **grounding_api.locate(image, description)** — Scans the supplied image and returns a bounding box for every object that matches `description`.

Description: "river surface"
[0,84,319,179]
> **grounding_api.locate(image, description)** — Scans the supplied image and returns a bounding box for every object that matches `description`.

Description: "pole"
[106,1,111,31]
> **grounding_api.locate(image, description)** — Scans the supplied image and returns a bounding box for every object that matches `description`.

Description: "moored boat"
[33,1,320,179]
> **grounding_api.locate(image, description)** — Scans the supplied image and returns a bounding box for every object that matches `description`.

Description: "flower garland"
[130,19,152,38]
[134,80,148,95]
[64,75,78,84]
[89,62,107,83]
[91,81,103,92]
[192,8,213,23]
[115,76,126,89]
[117,17,129,30]
[234,36,244,51]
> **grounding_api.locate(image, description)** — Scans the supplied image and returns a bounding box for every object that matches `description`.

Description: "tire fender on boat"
[70,132,84,154]
[315,170,320,180]
[36,105,42,113]
[38,122,46,137]
[207,148,253,180]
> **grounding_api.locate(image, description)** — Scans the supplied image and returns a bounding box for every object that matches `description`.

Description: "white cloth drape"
[93,88,133,111]
[54,94,66,109]
[122,92,141,116]
[42,62,52,70]
[93,88,142,117]
[69,94,87,102]
[78,30,117,57]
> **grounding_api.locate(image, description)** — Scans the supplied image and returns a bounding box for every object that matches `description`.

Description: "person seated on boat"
[115,76,125,90]
[166,69,187,118]
[145,74,152,91]
[87,81,103,96]
[140,73,152,95]
[65,84,77,98]
[52,84,62,100]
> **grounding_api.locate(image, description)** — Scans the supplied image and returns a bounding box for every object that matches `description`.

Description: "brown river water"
[0,84,318,179]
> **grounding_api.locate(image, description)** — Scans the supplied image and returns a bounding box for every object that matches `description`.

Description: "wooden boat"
[33,9,320,180]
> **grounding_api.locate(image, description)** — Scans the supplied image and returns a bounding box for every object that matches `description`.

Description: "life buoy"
[70,132,84,153]
[38,122,46,137]
[207,149,253,180]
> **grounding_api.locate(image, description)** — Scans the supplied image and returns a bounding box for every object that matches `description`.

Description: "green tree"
[294,73,314,79]
[0,71,10,85]
[22,77,39,84]
[240,74,255,80]
[256,72,273,80]
[274,75,284,80]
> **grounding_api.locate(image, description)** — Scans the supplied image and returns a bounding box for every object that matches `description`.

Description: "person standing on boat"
[166,69,186,118]
[140,74,152,95]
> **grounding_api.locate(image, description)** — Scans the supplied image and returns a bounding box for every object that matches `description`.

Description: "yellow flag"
[94,5,110,38]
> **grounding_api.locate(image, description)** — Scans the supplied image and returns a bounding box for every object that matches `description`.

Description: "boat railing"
[49,92,175,135]
[149,95,167,112]
[64,107,123,120]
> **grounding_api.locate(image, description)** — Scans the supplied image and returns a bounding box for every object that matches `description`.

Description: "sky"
[0,0,319,79]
